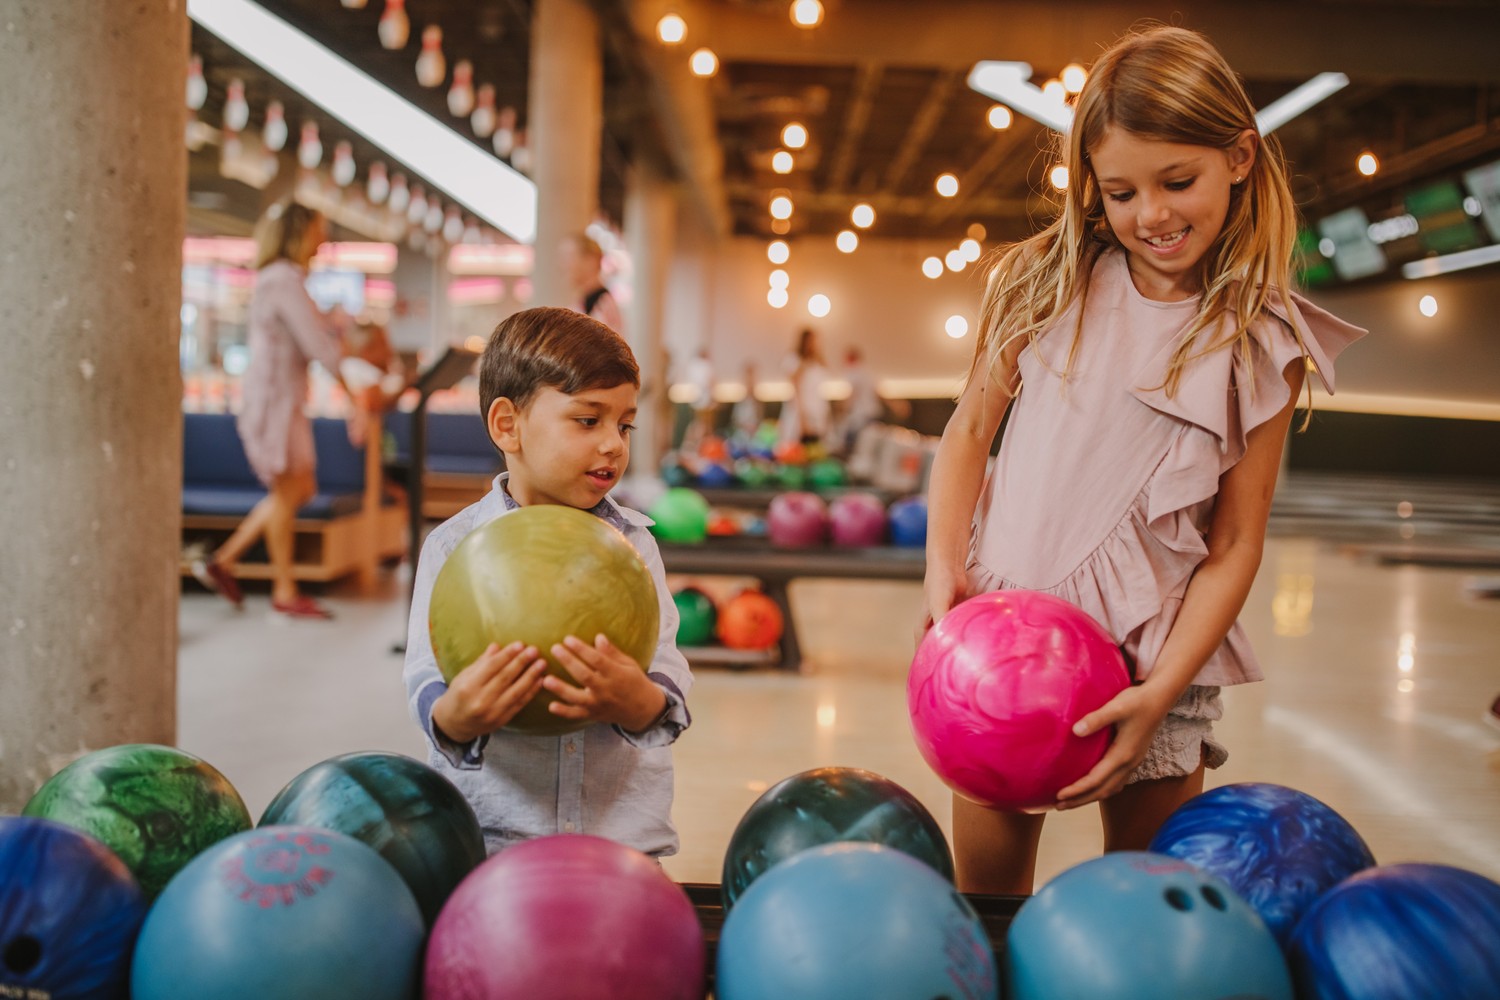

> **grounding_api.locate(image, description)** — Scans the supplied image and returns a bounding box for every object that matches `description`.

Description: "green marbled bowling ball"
[807,458,847,489]
[259,751,486,926]
[23,743,251,897]
[722,766,954,909]
[672,587,718,647]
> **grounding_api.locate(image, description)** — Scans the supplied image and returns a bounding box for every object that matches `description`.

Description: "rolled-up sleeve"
[403,522,487,768]
[614,528,693,750]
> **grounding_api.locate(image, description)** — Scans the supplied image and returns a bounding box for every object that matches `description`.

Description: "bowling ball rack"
[681,882,1023,995]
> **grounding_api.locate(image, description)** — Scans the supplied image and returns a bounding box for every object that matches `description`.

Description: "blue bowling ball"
[716,843,997,1000]
[1288,863,1500,1000]
[0,816,147,1000]
[886,495,928,547]
[1149,782,1375,947]
[1007,852,1292,1000]
[131,826,424,1000]
[661,458,693,488]
[698,462,735,488]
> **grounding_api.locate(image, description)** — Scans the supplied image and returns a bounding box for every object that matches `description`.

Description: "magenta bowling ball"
[425,834,705,1000]
[828,492,887,547]
[908,591,1130,811]
[767,492,829,547]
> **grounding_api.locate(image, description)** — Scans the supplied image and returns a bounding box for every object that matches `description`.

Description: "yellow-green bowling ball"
[428,505,660,735]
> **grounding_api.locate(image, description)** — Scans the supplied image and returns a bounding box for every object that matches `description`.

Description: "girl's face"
[1088,126,1256,301]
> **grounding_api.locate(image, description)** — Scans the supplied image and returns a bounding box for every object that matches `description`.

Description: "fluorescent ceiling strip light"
[1402,244,1500,279]
[1255,72,1349,133]
[188,0,537,243]
[969,63,1347,138]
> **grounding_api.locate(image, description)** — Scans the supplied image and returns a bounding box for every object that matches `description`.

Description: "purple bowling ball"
[425,834,705,1000]
[767,491,829,548]
[829,492,887,547]
[908,591,1130,811]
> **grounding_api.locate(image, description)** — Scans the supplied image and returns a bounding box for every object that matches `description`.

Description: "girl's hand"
[544,634,667,733]
[1055,684,1177,809]
[918,565,969,642]
[432,642,548,743]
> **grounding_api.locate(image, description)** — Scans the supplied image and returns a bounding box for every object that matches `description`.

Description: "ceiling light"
[851,203,875,228]
[935,173,959,197]
[836,230,858,253]
[771,218,791,235]
[945,315,969,339]
[808,293,831,318]
[1049,164,1069,190]
[790,0,824,28]
[768,287,789,308]
[922,256,943,279]
[1418,295,1437,317]
[1402,244,1500,278]
[986,104,1013,130]
[188,0,537,241]
[1061,63,1087,94]
[960,238,981,261]
[1041,79,1066,104]
[656,13,686,44]
[1357,152,1379,176]
[772,150,794,174]
[1255,73,1350,133]
[782,122,808,149]
[968,61,1074,133]
[967,222,987,241]
[768,240,790,264]
[770,195,794,220]
[945,249,965,272]
[769,268,789,289]
[690,48,718,77]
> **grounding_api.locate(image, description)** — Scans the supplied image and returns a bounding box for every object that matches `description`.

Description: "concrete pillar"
[624,165,678,474]
[528,0,603,307]
[0,4,185,808]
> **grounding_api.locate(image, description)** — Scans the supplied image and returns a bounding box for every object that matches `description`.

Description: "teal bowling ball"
[722,766,953,909]
[131,826,424,1000]
[23,743,251,898]
[672,587,718,647]
[259,752,486,926]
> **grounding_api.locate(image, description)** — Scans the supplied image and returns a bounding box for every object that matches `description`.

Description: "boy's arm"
[613,528,693,750]
[403,524,489,769]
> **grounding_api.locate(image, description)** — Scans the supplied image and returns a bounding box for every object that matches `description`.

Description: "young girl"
[922,26,1366,894]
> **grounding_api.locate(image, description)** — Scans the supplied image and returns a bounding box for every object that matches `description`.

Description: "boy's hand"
[432,642,547,744]
[544,635,667,733]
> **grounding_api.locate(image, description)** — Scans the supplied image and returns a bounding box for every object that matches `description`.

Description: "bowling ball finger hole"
[1199,885,1228,911]
[1164,887,1194,911]
[3,936,42,975]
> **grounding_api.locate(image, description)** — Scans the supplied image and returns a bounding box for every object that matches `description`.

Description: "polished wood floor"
[178,532,1500,889]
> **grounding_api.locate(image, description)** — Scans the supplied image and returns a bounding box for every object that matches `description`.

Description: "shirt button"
[564,821,575,832]
[565,741,577,755]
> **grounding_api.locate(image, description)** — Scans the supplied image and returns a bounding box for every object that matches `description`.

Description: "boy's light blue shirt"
[402,473,692,857]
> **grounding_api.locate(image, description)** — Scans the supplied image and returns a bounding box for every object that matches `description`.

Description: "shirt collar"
[488,472,649,533]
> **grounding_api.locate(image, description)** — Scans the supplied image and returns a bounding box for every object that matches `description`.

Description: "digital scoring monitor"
[305,268,367,315]
[1316,207,1387,281]
[1405,180,1486,255]
[1462,159,1500,243]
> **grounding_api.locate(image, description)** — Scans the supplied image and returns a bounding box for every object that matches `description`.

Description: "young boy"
[402,307,692,858]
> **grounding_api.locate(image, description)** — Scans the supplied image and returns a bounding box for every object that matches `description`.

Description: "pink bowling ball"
[828,492,887,547]
[425,834,705,1000]
[767,491,829,547]
[907,590,1130,811]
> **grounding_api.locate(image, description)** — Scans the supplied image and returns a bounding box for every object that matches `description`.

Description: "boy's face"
[491,383,638,509]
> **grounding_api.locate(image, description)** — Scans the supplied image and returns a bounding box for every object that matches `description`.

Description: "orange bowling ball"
[718,591,785,650]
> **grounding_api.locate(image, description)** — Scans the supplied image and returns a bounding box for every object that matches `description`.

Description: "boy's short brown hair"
[478,306,640,419]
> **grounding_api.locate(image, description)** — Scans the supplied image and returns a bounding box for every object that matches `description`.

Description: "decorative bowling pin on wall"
[492,106,517,157]
[262,100,288,152]
[406,184,428,226]
[448,60,474,117]
[298,122,323,170]
[366,161,390,204]
[223,78,249,133]
[471,84,496,136]
[387,171,410,214]
[378,0,409,50]
[186,54,208,110]
[416,25,446,87]
[332,141,356,187]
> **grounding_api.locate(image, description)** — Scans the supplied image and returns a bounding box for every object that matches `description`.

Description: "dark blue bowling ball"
[661,458,693,488]
[0,816,147,1000]
[1288,863,1500,1000]
[887,495,927,547]
[1149,782,1375,947]
[697,463,735,488]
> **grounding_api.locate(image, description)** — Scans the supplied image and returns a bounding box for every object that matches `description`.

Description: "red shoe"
[192,557,244,609]
[271,595,334,620]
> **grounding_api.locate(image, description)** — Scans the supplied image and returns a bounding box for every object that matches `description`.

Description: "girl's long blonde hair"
[970,26,1307,399]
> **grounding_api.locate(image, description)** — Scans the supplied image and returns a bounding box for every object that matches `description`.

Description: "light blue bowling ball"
[1007,851,1293,1000]
[131,826,424,1000]
[716,842,997,1000]
[1149,782,1375,947]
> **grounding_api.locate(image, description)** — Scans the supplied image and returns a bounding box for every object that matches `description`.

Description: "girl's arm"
[1058,358,1307,808]
[922,346,1019,632]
